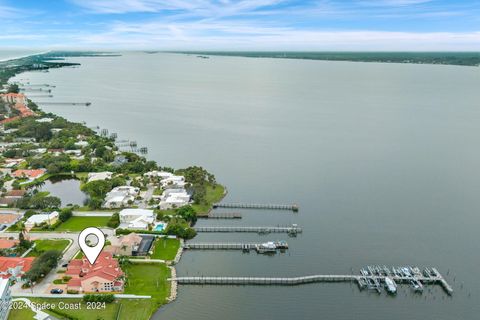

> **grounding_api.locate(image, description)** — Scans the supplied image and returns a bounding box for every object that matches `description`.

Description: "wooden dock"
[213,203,299,212]
[194,225,302,234]
[171,270,453,295]
[199,213,242,219]
[183,241,288,251]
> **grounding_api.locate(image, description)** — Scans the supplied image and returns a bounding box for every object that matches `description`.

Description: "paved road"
[139,184,155,209]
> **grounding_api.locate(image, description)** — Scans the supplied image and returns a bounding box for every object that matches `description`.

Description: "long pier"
[183,241,288,251]
[199,213,242,219]
[35,102,91,106]
[171,269,453,296]
[194,225,302,234]
[213,203,299,212]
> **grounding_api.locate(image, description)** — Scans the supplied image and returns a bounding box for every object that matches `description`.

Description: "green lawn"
[192,183,225,215]
[55,216,111,231]
[27,239,70,257]
[7,301,36,320]
[124,263,171,316]
[150,238,180,260]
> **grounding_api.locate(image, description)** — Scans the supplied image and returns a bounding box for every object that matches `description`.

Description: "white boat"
[384,277,397,294]
[255,241,277,254]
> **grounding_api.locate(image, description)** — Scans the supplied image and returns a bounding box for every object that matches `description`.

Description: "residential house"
[159,189,191,210]
[66,252,124,293]
[112,155,128,167]
[24,211,59,231]
[12,169,46,181]
[160,175,186,189]
[0,213,20,225]
[0,257,35,281]
[87,171,112,183]
[118,208,154,230]
[4,190,26,199]
[103,186,139,209]
[0,239,18,250]
[105,233,142,256]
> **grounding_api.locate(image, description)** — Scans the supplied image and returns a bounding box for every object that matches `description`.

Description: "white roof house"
[74,141,89,148]
[160,175,186,189]
[159,189,190,210]
[144,171,175,179]
[103,186,139,209]
[24,211,59,231]
[119,209,155,230]
[87,171,113,183]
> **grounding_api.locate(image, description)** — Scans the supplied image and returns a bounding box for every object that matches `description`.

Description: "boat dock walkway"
[183,241,288,251]
[171,267,453,296]
[199,213,242,219]
[213,203,299,212]
[194,225,302,234]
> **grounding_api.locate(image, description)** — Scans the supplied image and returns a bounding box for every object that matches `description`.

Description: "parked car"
[50,288,63,294]
[0,225,6,231]
[61,263,68,268]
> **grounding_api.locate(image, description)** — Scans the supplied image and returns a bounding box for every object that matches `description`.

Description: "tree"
[107,212,120,228]
[7,83,19,93]
[59,208,73,222]
[177,205,197,223]
[23,250,61,283]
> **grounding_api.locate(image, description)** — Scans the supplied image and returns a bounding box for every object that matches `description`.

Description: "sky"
[0,0,479,50]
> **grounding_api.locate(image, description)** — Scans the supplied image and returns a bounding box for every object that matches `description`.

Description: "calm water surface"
[36,177,87,206]
[11,52,480,320]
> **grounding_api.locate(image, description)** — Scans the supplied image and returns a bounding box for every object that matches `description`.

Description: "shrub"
[67,289,79,294]
[83,294,115,303]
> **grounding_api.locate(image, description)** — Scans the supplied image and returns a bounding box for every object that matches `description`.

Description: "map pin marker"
[79,227,105,265]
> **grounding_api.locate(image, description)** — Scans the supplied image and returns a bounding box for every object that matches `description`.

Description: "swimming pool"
[154,223,166,232]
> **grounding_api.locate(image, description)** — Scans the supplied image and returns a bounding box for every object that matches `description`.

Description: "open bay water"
[11,52,480,320]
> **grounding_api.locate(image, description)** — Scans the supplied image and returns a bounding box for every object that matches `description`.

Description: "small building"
[24,211,59,231]
[87,171,113,183]
[0,278,12,320]
[0,257,35,281]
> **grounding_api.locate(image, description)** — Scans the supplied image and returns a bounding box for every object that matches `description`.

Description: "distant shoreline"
[0,51,50,63]
[172,51,480,67]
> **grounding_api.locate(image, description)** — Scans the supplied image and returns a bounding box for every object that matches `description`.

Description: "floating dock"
[194,225,302,235]
[213,203,299,212]
[171,266,453,296]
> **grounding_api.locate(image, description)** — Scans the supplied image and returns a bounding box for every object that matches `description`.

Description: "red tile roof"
[0,257,35,278]
[12,169,45,179]
[66,252,123,285]
[0,239,18,249]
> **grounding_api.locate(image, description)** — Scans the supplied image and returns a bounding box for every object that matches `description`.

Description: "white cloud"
[73,20,480,50]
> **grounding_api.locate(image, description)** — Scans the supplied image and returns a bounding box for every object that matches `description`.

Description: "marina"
[171,266,453,296]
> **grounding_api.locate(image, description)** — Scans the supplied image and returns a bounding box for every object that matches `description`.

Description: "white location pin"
[78,227,105,265]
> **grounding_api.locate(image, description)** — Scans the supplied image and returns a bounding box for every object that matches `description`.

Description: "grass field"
[192,183,225,215]
[150,238,180,260]
[124,263,171,316]
[27,239,70,257]
[55,216,111,231]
